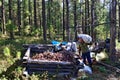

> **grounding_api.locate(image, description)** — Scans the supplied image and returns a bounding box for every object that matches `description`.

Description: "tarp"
[51,40,67,45]
[77,34,92,43]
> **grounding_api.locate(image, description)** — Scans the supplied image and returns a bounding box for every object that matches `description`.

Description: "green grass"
[0,36,56,79]
[0,36,43,79]
[116,40,120,50]
[0,36,120,79]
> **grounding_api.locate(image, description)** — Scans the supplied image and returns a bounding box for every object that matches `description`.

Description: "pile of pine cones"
[31,50,74,62]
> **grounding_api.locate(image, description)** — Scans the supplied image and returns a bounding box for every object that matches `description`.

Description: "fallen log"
[97,61,120,74]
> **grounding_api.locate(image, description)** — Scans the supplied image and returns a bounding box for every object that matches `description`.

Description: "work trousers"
[82,51,92,65]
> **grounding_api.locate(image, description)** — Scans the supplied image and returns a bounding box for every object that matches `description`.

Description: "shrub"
[3,47,11,57]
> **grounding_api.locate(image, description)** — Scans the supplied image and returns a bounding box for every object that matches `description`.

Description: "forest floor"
[80,50,120,80]
[0,37,120,80]
[0,52,120,80]
[80,65,120,80]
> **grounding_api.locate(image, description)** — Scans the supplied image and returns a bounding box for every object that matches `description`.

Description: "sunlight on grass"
[96,52,108,61]
[0,57,15,73]
[0,36,120,79]
[116,40,120,50]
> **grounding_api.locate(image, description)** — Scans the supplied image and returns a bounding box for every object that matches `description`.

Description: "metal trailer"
[22,44,84,79]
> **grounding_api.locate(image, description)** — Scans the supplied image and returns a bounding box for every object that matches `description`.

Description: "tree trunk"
[0,7,1,25]
[47,0,51,39]
[9,0,12,20]
[22,0,26,27]
[82,12,85,34]
[66,0,70,41]
[85,0,89,34]
[9,0,14,39]
[81,0,85,34]
[94,1,98,41]
[42,0,47,42]
[118,3,120,42]
[110,0,117,62]
[74,0,77,41]
[87,0,90,35]
[78,0,83,34]
[1,0,6,35]
[51,0,53,27]
[63,0,65,40]
[28,0,32,26]
[91,0,95,42]
[39,7,42,29]
[34,0,37,28]
[17,0,21,35]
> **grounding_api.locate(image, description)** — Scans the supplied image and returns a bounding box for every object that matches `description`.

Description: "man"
[77,34,92,68]
[105,38,110,53]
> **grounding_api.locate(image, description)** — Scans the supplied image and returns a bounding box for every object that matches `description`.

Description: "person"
[105,38,110,53]
[77,34,93,68]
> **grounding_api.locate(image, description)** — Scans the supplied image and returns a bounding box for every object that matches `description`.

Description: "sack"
[66,42,77,52]
[78,34,92,43]
[83,64,92,74]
